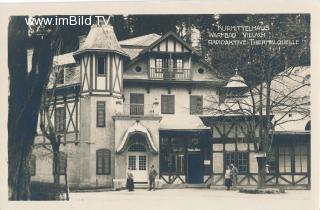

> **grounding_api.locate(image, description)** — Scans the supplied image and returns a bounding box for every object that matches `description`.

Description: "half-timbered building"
[31,23,310,190]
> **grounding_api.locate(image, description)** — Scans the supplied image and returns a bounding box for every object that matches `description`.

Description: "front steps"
[162,183,209,189]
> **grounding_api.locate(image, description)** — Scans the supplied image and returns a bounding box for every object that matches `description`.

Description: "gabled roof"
[53,52,76,66]
[139,31,200,56]
[74,25,128,57]
[119,33,161,47]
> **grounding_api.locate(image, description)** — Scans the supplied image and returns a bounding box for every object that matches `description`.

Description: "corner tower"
[73,24,128,187]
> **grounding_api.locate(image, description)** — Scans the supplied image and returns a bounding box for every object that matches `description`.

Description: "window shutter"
[97,101,106,127]
[96,149,111,175]
[96,150,103,174]
[103,150,111,174]
[168,95,175,114]
[161,95,167,114]
[161,95,175,114]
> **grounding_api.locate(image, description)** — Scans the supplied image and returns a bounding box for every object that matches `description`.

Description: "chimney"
[78,35,87,49]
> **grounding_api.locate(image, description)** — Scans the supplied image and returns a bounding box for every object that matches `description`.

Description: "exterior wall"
[123,84,218,116]
[113,117,161,188]
[31,133,80,187]
[79,95,117,188]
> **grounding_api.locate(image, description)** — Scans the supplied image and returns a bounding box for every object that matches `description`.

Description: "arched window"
[128,143,147,152]
[30,154,36,176]
[96,149,111,175]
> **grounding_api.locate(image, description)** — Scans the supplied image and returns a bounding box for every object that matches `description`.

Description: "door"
[187,154,203,184]
[127,153,148,182]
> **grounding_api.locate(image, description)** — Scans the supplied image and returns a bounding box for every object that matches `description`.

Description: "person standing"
[224,165,232,190]
[230,163,238,189]
[148,165,158,191]
[126,172,134,192]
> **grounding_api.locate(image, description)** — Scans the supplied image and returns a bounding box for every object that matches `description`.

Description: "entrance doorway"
[127,143,148,182]
[187,154,203,184]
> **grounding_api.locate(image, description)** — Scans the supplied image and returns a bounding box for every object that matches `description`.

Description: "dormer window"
[97,56,106,75]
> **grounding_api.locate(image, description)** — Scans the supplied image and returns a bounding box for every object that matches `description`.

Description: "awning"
[159,115,210,131]
[116,121,158,153]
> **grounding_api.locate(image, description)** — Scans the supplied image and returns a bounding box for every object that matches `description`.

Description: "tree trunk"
[8,17,54,200]
[52,145,61,199]
[256,156,267,189]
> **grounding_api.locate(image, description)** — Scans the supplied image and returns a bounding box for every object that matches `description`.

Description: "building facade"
[31,24,310,190]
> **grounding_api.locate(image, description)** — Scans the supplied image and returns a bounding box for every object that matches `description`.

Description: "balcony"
[115,102,160,117]
[149,67,191,80]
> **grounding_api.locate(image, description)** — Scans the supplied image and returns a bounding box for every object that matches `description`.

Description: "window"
[97,56,106,75]
[55,107,65,133]
[30,155,36,176]
[53,152,67,175]
[175,154,185,174]
[56,69,64,84]
[128,155,136,170]
[198,68,204,74]
[155,59,163,73]
[174,59,183,72]
[237,152,248,173]
[96,101,106,127]
[135,66,142,72]
[294,145,308,173]
[190,95,203,115]
[96,149,111,175]
[279,146,291,173]
[225,152,248,173]
[139,156,147,170]
[130,93,144,115]
[161,95,175,114]
[128,143,147,152]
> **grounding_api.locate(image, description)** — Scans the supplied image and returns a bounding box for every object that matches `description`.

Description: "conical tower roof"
[225,68,248,88]
[74,24,128,57]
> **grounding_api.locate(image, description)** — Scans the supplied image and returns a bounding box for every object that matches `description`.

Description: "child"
[225,165,232,190]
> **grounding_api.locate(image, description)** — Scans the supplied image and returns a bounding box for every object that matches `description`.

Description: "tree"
[39,63,69,200]
[203,14,310,188]
[8,16,54,200]
[8,16,90,200]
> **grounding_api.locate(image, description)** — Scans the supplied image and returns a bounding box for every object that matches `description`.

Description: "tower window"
[97,56,106,75]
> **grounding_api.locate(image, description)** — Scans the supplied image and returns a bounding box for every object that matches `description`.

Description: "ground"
[69,188,314,210]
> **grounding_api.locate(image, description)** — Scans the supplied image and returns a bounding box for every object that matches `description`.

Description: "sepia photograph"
[1,3,318,210]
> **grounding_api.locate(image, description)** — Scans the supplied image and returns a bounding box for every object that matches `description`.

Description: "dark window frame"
[278,146,292,173]
[130,93,144,115]
[52,152,67,175]
[97,55,107,76]
[190,95,203,115]
[224,151,249,173]
[96,101,106,127]
[161,95,175,114]
[96,149,111,175]
[55,107,65,133]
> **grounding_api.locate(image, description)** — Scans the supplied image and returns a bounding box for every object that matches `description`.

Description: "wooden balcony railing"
[149,67,191,80]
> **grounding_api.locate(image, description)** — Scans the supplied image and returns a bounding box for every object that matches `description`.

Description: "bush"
[30,182,65,200]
